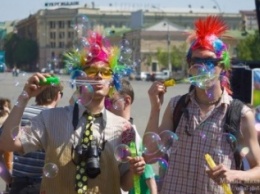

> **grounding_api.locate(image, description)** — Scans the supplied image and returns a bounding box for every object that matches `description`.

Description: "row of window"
[48,20,128,29]
[50,42,65,48]
[49,21,72,29]
[49,31,74,39]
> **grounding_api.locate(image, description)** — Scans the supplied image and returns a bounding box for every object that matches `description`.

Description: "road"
[0,72,190,191]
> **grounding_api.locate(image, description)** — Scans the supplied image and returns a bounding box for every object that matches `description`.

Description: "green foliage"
[4,33,19,67]
[171,43,187,70]
[156,43,187,70]
[3,33,38,69]
[236,31,260,61]
[146,54,152,66]
[156,48,168,67]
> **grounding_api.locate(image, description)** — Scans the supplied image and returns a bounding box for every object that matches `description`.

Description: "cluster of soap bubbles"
[114,130,178,183]
[187,60,232,101]
[187,63,217,90]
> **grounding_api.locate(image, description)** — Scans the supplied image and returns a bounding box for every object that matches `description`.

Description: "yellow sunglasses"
[84,67,113,79]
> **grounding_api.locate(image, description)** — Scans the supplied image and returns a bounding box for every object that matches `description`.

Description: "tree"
[4,33,39,71]
[13,39,38,69]
[156,43,188,71]
[236,31,260,61]
[170,43,187,71]
[3,33,19,68]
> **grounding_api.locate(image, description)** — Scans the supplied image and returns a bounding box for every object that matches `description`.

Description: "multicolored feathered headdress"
[63,30,132,91]
[186,16,231,70]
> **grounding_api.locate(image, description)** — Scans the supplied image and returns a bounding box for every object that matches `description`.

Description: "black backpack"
[172,93,245,170]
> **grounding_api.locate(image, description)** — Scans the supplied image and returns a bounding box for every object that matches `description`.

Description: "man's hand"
[148,81,167,111]
[23,73,50,98]
[206,163,239,184]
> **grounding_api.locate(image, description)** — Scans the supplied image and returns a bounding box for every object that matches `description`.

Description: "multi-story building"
[11,4,258,71]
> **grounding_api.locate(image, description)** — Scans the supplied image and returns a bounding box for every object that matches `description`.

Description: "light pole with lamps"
[152,5,171,74]
[163,22,171,74]
[211,0,222,16]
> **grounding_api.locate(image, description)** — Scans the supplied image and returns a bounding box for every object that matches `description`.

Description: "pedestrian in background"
[0,97,13,190]
[106,79,158,194]
[0,82,63,194]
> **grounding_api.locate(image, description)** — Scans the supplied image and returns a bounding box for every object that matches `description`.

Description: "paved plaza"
[0,72,190,191]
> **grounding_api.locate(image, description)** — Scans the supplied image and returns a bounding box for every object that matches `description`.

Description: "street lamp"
[163,22,171,74]
[152,5,171,73]
[211,0,222,16]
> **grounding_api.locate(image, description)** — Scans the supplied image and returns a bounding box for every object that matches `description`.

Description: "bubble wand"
[39,76,60,85]
[129,141,141,194]
[204,154,233,194]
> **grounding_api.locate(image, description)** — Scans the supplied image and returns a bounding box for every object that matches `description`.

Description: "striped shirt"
[20,104,130,194]
[161,89,251,194]
[13,105,46,178]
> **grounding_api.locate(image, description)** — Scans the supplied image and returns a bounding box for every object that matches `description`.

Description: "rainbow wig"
[186,16,232,93]
[64,31,132,91]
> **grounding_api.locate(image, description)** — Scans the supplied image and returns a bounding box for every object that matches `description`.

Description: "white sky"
[0,0,256,21]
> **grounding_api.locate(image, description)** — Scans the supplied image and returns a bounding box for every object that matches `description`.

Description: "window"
[50,42,56,48]
[67,20,73,28]
[50,32,56,39]
[49,21,56,29]
[59,32,65,39]
[59,42,65,48]
[68,31,74,39]
[59,21,65,28]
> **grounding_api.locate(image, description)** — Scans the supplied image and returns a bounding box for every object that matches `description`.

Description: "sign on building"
[45,1,79,7]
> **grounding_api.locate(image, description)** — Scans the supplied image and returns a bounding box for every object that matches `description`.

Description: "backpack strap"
[172,94,245,170]
[224,99,244,170]
[173,93,190,133]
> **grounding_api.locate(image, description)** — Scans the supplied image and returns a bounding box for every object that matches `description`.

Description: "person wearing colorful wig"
[0,30,145,194]
[143,16,260,193]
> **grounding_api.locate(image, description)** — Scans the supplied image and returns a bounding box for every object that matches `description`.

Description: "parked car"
[154,70,171,80]
[136,71,148,81]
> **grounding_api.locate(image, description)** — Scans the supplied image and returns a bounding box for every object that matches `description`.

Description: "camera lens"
[86,140,101,178]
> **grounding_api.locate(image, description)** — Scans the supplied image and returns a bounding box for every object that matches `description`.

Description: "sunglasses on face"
[190,57,222,67]
[60,91,63,98]
[84,67,113,79]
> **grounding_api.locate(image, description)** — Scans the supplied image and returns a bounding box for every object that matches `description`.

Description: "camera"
[75,140,102,178]
[84,140,101,178]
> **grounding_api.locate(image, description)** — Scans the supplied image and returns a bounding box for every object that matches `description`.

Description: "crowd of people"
[0,15,260,194]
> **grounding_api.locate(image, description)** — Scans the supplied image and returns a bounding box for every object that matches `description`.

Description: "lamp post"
[211,0,222,16]
[164,22,171,74]
[152,5,171,74]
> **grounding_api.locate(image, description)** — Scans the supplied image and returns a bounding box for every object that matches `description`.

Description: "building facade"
[12,5,257,71]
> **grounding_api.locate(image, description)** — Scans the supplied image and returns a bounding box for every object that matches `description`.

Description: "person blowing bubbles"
[0,30,145,194]
[143,16,260,194]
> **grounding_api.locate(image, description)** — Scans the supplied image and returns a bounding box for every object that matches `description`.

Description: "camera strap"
[72,102,79,131]
[71,103,106,157]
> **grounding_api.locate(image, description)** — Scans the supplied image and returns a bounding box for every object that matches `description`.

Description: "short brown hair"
[0,98,11,117]
[118,79,134,103]
[35,83,63,106]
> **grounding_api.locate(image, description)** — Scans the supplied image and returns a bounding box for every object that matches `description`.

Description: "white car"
[140,72,148,81]
[136,72,148,81]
